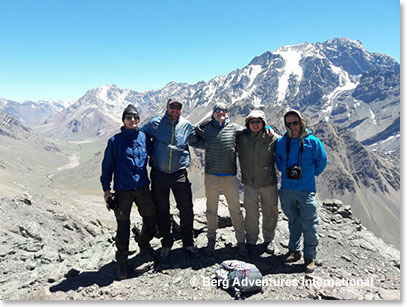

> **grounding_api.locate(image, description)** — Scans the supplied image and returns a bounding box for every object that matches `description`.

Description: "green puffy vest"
[196,119,243,175]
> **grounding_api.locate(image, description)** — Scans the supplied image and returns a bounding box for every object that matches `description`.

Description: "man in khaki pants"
[195,102,247,257]
[236,110,279,257]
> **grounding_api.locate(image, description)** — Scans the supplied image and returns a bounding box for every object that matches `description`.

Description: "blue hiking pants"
[279,189,318,259]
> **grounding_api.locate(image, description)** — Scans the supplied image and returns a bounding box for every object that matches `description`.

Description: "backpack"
[215,260,263,299]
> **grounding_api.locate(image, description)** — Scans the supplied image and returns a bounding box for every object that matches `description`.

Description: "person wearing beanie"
[274,109,328,273]
[236,109,280,257]
[195,102,249,257]
[121,104,139,122]
[142,98,200,260]
[100,104,157,280]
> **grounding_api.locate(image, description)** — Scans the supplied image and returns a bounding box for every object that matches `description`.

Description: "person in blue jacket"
[275,109,328,273]
[100,104,156,280]
[142,98,200,260]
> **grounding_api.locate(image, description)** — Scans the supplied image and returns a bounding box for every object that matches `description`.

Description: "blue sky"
[0,0,400,102]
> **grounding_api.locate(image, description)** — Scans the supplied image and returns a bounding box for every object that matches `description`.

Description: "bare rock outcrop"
[0,193,400,300]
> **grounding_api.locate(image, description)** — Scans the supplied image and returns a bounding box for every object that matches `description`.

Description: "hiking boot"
[184,246,200,258]
[284,250,302,263]
[247,244,257,257]
[160,247,171,261]
[237,243,249,257]
[259,241,275,255]
[205,239,216,257]
[304,258,316,273]
[116,262,128,280]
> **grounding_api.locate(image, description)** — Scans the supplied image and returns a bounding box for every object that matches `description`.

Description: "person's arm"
[235,128,249,152]
[100,138,115,200]
[141,120,153,136]
[141,120,155,156]
[195,119,211,139]
[188,125,205,148]
[144,131,153,156]
[235,123,246,137]
[274,138,285,173]
[313,138,328,176]
[103,190,113,202]
[264,125,278,137]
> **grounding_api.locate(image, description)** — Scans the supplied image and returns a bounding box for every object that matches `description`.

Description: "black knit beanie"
[122,104,139,121]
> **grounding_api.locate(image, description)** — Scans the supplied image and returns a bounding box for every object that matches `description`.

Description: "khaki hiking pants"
[243,184,278,245]
[204,174,245,243]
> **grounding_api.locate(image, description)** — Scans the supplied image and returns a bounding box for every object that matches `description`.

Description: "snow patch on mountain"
[321,65,358,121]
[370,108,377,125]
[380,134,400,144]
[252,95,263,108]
[274,49,303,102]
[245,65,262,88]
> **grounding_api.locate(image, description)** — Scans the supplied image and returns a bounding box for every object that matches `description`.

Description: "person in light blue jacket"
[275,109,328,273]
[142,98,200,260]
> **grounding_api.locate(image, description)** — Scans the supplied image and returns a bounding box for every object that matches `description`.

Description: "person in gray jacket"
[236,110,279,257]
[195,102,248,257]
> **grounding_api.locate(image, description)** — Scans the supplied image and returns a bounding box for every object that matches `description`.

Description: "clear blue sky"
[0,0,400,102]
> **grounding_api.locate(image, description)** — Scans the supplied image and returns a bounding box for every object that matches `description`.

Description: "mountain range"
[0,37,400,249]
[0,98,71,127]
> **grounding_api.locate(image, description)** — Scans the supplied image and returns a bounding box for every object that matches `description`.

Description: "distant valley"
[0,37,400,249]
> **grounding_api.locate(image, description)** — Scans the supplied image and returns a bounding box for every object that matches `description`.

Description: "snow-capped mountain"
[34,82,201,139]
[35,38,399,157]
[0,98,72,127]
[2,37,401,248]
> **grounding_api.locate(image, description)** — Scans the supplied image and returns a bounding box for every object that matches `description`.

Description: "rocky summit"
[0,193,399,300]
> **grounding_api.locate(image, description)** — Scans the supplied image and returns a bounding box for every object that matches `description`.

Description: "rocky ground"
[0,193,400,300]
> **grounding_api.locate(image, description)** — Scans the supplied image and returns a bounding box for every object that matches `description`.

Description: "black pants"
[114,186,156,264]
[150,168,194,248]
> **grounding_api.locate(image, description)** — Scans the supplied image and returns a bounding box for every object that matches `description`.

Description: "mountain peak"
[326,37,365,48]
[106,83,119,90]
[275,42,316,53]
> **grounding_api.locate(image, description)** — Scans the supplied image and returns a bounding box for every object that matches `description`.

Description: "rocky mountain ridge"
[0,193,400,300]
[0,37,400,253]
[313,121,400,248]
[32,38,399,157]
[0,98,71,127]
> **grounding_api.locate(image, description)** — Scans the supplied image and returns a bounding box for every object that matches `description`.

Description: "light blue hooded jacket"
[275,110,328,192]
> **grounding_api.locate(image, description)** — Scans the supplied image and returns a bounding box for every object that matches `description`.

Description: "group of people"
[100,98,328,280]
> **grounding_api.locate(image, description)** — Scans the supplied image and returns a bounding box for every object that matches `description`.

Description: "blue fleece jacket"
[275,131,328,192]
[100,127,150,192]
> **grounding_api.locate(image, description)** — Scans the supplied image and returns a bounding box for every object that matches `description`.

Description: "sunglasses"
[249,120,262,125]
[169,104,182,110]
[286,120,299,127]
[125,115,139,121]
[214,108,227,113]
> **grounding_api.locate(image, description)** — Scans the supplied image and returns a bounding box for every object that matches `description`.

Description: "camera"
[286,165,302,180]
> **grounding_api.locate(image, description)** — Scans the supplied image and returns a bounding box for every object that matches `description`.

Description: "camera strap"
[285,136,304,168]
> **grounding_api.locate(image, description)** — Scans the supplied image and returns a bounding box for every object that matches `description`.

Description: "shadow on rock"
[49,261,117,293]
[49,253,157,293]
[254,254,306,275]
[153,245,243,272]
[152,245,306,275]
